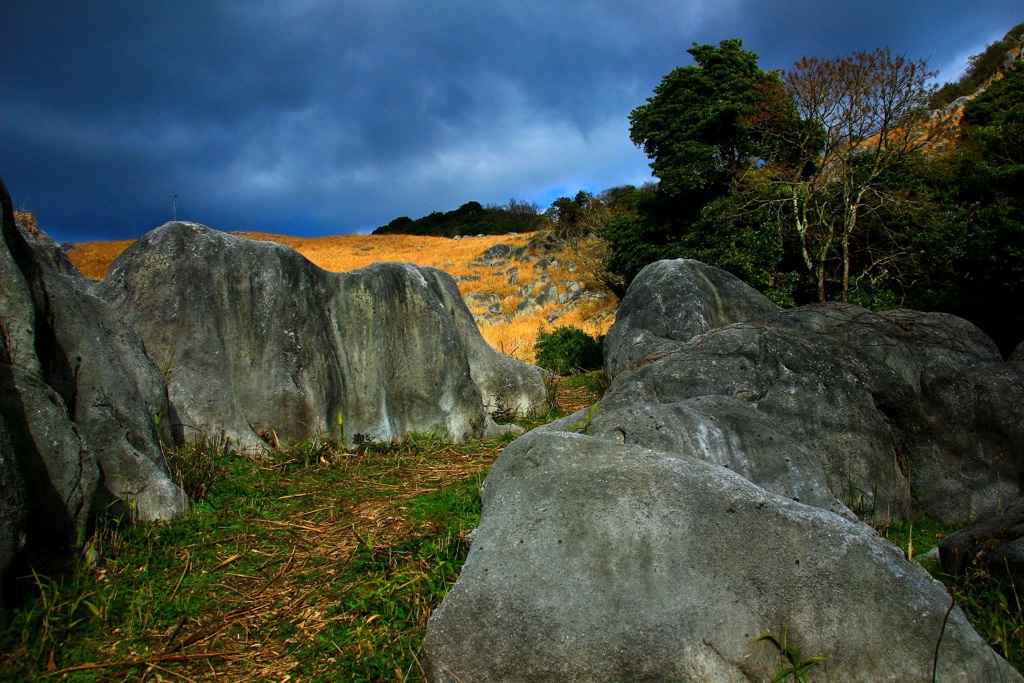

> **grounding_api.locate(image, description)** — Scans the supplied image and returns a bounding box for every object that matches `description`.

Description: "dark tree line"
[372,199,540,237]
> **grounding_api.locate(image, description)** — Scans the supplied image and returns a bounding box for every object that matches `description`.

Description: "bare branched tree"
[752,47,953,302]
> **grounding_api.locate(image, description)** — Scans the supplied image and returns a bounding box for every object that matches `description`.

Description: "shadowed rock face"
[0,177,187,591]
[97,222,548,448]
[598,263,1024,525]
[0,414,26,611]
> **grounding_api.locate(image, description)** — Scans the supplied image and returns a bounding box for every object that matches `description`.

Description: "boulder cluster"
[0,177,548,604]
[424,259,1024,681]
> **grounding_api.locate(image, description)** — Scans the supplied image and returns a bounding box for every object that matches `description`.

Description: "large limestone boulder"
[601,262,1024,525]
[909,361,1024,524]
[424,259,1024,679]
[603,323,916,521]
[97,222,547,448]
[423,429,1019,682]
[21,243,185,521]
[586,395,850,518]
[603,259,779,379]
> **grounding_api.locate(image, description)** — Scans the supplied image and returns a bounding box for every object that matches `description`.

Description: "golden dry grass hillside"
[67,228,617,364]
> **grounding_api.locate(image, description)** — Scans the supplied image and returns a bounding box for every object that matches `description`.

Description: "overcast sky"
[1,1,1020,242]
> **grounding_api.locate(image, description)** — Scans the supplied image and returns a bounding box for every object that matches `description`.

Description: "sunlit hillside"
[67,229,617,364]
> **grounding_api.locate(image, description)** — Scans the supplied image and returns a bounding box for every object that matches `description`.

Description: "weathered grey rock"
[31,259,186,521]
[16,222,89,283]
[514,299,539,316]
[534,285,558,307]
[754,305,1024,523]
[0,412,26,609]
[424,429,1018,682]
[1,178,186,539]
[98,222,547,448]
[939,496,1024,586]
[603,323,915,521]
[1011,341,1024,363]
[604,259,780,379]
[464,292,497,305]
[587,396,849,517]
[482,244,511,261]
[557,280,582,305]
[760,304,1002,391]
[603,261,1024,524]
[419,265,549,422]
[0,364,97,547]
[910,361,1024,524]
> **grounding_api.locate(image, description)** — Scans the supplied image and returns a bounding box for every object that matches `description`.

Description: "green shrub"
[534,326,603,376]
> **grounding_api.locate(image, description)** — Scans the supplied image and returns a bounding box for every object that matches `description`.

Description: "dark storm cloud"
[1,1,1020,241]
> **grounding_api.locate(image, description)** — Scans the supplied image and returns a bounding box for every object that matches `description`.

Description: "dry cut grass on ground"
[0,380,604,681]
[68,230,617,364]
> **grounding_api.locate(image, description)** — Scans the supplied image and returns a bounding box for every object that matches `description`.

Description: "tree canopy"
[628,39,784,200]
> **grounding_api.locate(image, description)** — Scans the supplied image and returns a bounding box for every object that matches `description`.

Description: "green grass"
[0,433,510,681]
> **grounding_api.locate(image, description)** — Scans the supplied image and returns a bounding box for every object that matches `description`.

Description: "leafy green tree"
[629,39,784,200]
[550,191,591,243]
[607,39,793,290]
[908,65,1024,354]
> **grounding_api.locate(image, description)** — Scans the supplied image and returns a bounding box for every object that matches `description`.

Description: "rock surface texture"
[603,259,780,379]
[424,430,1020,681]
[424,258,1024,681]
[98,222,548,448]
[0,177,187,591]
[0,414,26,611]
[600,264,1024,525]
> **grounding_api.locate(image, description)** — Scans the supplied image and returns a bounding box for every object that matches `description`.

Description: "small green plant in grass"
[281,433,338,468]
[534,325,603,376]
[570,402,600,434]
[165,431,229,501]
[757,625,826,682]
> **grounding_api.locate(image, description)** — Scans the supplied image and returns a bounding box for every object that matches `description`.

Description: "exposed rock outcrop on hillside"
[97,222,549,449]
[424,258,1024,681]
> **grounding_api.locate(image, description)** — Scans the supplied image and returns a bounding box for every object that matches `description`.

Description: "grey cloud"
[1,1,1020,241]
